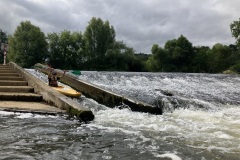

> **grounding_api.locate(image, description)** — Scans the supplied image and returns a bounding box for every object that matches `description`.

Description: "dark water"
[0,70,239,160]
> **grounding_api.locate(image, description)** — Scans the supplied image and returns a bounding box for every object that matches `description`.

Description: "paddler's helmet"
[52,71,57,75]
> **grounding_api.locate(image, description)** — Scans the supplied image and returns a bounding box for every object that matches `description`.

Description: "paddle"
[34,63,81,76]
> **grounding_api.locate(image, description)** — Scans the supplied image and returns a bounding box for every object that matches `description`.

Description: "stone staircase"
[0,64,65,114]
[0,65,42,101]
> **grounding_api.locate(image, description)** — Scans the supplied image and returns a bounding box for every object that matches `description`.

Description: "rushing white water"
[76,71,240,159]
[17,69,240,159]
[78,72,240,111]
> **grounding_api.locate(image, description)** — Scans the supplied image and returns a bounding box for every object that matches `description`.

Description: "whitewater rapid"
[14,69,239,160]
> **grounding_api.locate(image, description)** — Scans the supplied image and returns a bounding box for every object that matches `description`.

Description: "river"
[0,70,239,160]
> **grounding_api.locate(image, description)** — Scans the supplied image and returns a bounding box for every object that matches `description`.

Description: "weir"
[1,62,94,122]
[37,65,162,115]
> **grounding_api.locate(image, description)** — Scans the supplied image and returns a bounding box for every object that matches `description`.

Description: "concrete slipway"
[0,62,94,122]
[38,65,162,115]
[0,62,162,122]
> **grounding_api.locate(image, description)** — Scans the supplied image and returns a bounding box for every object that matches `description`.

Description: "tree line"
[147,36,240,73]
[1,17,240,73]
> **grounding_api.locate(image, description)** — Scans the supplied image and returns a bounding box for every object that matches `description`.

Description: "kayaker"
[48,69,66,87]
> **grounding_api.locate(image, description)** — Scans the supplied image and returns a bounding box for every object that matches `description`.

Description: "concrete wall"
[9,62,94,122]
[39,67,162,115]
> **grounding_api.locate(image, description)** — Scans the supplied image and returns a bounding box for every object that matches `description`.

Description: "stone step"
[0,80,28,86]
[0,92,42,101]
[0,68,14,70]
[0,67,12,70]
[0,101,66,114]
[0,76,23,81]
[0,86,34,93]
[0,65,10,68]
[0,70,16,73]
[0,73,20,77]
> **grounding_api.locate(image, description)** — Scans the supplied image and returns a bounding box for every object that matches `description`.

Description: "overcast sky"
[0,0,239,53]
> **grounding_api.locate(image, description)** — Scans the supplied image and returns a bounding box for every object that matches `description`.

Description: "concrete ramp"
[0,63,95,122]
[37,64,162,115]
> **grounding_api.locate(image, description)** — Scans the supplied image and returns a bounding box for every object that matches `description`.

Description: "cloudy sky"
[0,0,239,53]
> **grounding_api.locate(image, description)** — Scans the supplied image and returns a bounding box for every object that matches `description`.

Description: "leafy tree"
[104,41,143,71]
[133,53,149,72]
[48,30,85,69]
[8,21,47,67]
[47,32,60,67]
[58,30,75,69]
[164,35,194,72]
[84,17,116,70]
[0,29,8,63]
[47,20,139,71]
[228,44,240,66]
[207,43,232,73]
[230,18,240,46]
[146,44,167,72]
[191,46,210,73]
[230,61,240,73]
[229,19,240,73]
[123,47,142,71]
[0,29,8,44]
[105,41,127,70]
[68,31,86,69]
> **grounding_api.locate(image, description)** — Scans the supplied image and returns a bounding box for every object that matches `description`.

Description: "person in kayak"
[48,69,66,87]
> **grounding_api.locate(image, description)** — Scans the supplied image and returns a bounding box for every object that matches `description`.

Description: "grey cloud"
[0,0,238,53]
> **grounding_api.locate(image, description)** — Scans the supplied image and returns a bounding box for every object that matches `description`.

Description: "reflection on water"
[1,69,238,160]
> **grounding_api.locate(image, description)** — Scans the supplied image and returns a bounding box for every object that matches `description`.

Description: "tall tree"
[229,19,240,73]
[8,21,47,67]
[164,35,194,72]
[146,44,167,72]
[47,32,60,67]
[47,31,85,69]
[0,29,8,63]
[0,29,8,44]
[191,46,210,73]
[207,43,233,73]
[67,31,85,69]
[105,41,142,71]
[230,18,240,46]
[84,17,116,70]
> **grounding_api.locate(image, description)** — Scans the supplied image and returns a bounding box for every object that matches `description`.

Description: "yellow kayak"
[52,85,81,98]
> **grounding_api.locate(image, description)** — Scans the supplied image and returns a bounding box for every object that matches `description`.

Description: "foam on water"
[24,69,240,159]
[79,72,240,110]
[0,111,17,116]
[0,111,59,119]
[80,103,240,159]
[155,153,182,160]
